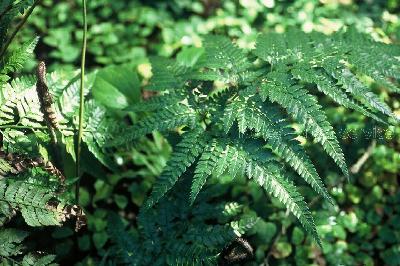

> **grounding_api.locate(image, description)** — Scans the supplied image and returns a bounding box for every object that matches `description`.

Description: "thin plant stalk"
[75,0,87,204]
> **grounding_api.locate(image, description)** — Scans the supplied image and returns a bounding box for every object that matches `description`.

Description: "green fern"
[0,228,28,257]
[0,0,33,47]
[107,182,258,266]
[144,128,208,208]
[1,181,65,226]
[0,0,37,84]
[0,228,56,265]
[0,67,126,168]
[110,28,399,246]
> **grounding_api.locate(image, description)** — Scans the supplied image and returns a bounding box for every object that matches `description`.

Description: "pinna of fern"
[0,227,57,265]
[110,28,400,246]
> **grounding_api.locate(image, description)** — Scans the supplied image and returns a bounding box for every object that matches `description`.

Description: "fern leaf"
[190,139,224,204]
[82,100,118,169]
[325,62,397,121]
[230,215,259,237]
[55,71,95,118]
[145,129,209,209]
[254,33,288,64]
[112,103,198,146]
[184,224,236,247]
[198,35,250,73]
[262,71,349,177]
[291,65,388,123]
[210,139,321,245]
[107,213,142,265]
[0,0,33,47]
[0,180,82,227]
[0,37,38,76]
[0,228,28,257]
[147,57,193,91]
[124,91,185,113]
[166,243,218,266]
[245,158,321,246]
[342,28,400,79]
[21,253,57,266]
[225,96,334,204]
[0,76,42,127]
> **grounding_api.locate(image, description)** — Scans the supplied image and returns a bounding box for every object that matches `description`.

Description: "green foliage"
[0,228,56,265]
[0,0,37,85]
[0,0,33,46]
[13,0,400,72]
[107,182,258,265]
[1,180,67,226]
[0,62,139,168]
[111,30,399,247]
[0,228,28,257]
[1,0,400,264]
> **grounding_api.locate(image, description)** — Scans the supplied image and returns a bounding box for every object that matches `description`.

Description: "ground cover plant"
[1,0,400,265]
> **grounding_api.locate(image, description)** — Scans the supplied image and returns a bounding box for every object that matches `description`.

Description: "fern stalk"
[0,0,41,58]
[75,0,87,203]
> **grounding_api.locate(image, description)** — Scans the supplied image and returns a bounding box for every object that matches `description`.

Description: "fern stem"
[75,0,87,204]
[0,0,41,58]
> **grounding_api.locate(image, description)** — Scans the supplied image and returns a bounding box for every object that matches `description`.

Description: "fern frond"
[0,75,42,127]
[254,33,288,64]
[0,180,81,227]
[262,71,348,177]
[291,65,387,123]
[245,157,320,246]
[184,224,236,247]
[107,213,142,265]
[324,62,397,121]
[125,90,185,113]
[21,253,57,266]
[145,128,209,209]
[341,28,400,80]
[0,151,65,182]
[127,30,399,249]
[198,35,250,72]
[166,243,218,266]
[112,103,198,146]
[0,229,56,265]
[82,100,118,169]
[190,139,224,204]
[230,215,259,237]
[147,57,193,91]
[209,139,321,245]
[224,95,334,204]
[0,228,28,257]
[0,37,38,75]
[0,0,34,47]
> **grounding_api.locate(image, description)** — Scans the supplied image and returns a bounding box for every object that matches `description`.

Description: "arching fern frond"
[145,128,209,209]
[112,103,198,146]
[135,29,399,249]
[223,95,334,204]
[261,70,349,177]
